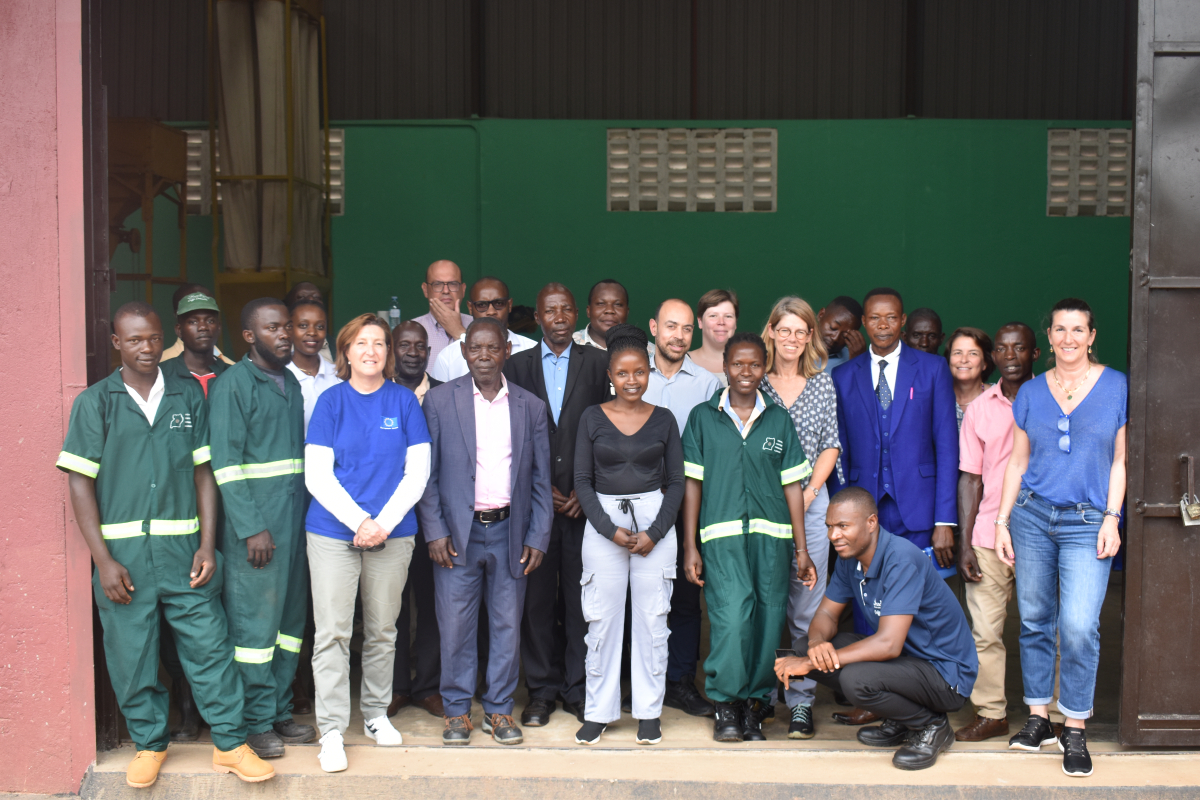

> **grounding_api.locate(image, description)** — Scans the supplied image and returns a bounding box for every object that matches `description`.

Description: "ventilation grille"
[1046,129,1130,217]
[608,128,777,212]
[183,128,344,217]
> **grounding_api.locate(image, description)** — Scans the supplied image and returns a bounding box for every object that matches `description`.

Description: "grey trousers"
[784,484,831,708]
[307,532,415,736]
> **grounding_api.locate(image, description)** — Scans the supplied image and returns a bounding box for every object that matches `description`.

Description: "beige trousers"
[964,544,1015,719]
[307,532,415,736]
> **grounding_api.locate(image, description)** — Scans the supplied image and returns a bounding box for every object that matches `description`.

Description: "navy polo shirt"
[826,528,978,697]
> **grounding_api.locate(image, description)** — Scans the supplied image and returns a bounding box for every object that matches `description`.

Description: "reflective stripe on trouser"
[581,492,677,724]
[221,520,309,734]
[92,533,246,751]
[308,532,415,736]
[784,486,830,707]
[700,518,793,704]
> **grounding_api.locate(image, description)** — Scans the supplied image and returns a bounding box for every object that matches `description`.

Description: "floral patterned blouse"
[761,370,842,488]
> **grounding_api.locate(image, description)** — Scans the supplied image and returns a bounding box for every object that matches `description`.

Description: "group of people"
[58,258,1126,788]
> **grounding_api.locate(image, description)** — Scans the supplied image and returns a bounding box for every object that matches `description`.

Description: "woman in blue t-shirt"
[303,314,431,773]
[993,299,1126,778]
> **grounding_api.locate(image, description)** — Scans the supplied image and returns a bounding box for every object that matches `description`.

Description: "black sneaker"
[788,704,815,739]
[713,702,743,742]
[272,718,316,744]
[246,729,285,758]
[742,699,770,741]
[893,716,954,771]
[664,674,716,717]
[1008,714,1058,751]
[482,713,523,745]
[857,718,910,747]
[575,720,607,745]
[1058,728,1093,777]
[635,718,662,745]
[442,714,473,745]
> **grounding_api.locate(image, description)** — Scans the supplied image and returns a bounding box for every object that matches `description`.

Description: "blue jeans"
[1010,488,1113,720]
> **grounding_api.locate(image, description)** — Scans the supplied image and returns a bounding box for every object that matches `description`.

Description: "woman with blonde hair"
[304,314,432,772]
[759,296,842,740]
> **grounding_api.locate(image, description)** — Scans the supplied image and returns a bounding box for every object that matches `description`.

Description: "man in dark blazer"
[418,318,553,746]
[832,287,959,554]
[503,283,611,726]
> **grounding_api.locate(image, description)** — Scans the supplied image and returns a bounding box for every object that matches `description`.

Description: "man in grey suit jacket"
[418,318,553,747]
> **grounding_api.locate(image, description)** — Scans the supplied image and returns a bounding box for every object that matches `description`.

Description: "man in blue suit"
[418,318,553,747]
[831,288,958,556]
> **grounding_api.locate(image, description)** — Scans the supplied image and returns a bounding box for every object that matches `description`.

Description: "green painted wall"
[116,118,1131,369]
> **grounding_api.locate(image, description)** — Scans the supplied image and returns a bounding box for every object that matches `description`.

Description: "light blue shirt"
[823,344,850,373]
[540,340,572,424]
[645,349,720,434]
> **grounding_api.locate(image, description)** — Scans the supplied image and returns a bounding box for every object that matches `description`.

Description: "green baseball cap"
[176,292,220,317]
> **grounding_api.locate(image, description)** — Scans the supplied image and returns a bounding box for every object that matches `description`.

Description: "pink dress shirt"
[473,378,512,509]
[959,382,1017,549]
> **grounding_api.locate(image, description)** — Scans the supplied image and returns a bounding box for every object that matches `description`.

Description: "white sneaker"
[317,730,348,773]
[364,714,404,746]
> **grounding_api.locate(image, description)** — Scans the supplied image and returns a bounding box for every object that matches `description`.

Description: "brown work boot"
[955,715,1010,742]
[212,743,276,783]
[832,706,881,725]
[126,749,167,788]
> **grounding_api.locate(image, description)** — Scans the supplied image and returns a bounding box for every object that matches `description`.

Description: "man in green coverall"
[209,297,314,758]
[58,302,274,788]
[681,332,817,744]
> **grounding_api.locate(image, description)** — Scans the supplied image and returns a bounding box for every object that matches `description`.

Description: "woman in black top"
[573,324,685,747]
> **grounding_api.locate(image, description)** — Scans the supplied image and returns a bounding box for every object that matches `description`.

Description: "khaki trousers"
[964,544,1015,719]
[308,532,415,736]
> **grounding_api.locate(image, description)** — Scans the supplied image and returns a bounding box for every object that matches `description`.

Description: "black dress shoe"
[857,718,910,747]
[170,679,200,742]
[893,716,954,771]
[664,674,716,717]
[560,698,586,724]
[1058,728,1093,777]
[521,697,555,727]
[742,699,770,741]
[272,718,316,744]
[713,702,743,742]
[246,730,285,759]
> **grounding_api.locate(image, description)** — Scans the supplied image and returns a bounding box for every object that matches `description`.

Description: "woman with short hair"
[759,296,840,740]
[944,327,994,430]
[689,289,739,386]
[994,298,1126,778]
[304,314,432,772]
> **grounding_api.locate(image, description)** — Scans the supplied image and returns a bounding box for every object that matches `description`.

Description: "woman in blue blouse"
[993,299,1126,778]
[304,314,431,772]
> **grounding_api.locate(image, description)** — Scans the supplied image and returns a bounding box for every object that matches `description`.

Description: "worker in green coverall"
[209,298,314,758]
[681,332,817,744]
[58,302,274,788]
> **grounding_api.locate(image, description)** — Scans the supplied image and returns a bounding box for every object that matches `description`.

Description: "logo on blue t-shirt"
[381,417,398,430]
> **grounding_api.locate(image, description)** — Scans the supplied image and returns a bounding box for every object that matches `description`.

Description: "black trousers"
[795,633,966,729]
[393,533,441,700]
[521,512,587,707]
[666,514,702,682]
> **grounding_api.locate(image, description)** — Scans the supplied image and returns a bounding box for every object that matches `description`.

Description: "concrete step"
[82,740,1200,799]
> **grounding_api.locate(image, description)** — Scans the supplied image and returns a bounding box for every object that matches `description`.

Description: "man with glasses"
[414,260,474,365]
[430,277,536,382]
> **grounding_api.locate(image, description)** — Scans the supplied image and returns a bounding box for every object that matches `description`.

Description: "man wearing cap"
[162,292,233,398]
[162,284,236,366]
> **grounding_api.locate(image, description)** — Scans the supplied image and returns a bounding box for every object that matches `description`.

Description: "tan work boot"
[126,749,167,788]
[212,743,276,783]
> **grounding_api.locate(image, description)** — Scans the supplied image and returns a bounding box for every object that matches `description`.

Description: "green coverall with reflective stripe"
[57,369,246,751]
[209,354,307,735]
[681,389,811,705]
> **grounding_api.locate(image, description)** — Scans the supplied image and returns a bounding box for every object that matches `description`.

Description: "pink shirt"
[473,378,512,509]
[959,382,1017,549]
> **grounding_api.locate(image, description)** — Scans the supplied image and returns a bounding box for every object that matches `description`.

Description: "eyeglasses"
[774,327,810,341]
[426,280,463,292]
[1058,413,1070,454]
[470,298,510,313]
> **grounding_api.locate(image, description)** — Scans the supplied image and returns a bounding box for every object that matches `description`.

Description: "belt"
[474,506,510,523]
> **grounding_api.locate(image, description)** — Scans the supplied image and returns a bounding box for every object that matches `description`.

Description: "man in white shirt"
[430,277,535,381]
[571,279,628,350]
